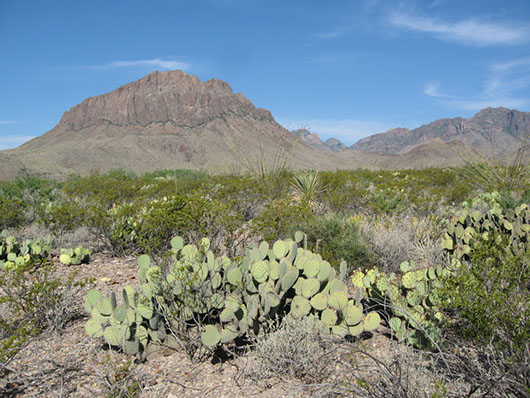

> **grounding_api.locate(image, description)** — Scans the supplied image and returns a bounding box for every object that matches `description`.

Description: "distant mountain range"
[292,107,530,158]
[0,70,528,180]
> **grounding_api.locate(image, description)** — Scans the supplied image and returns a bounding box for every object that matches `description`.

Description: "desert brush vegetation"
[0,162,529,397]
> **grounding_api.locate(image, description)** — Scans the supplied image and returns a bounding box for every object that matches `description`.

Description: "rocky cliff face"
[58,70,274,132]
[350,108,530,155]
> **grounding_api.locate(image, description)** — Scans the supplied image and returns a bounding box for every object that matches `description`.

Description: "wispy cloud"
[278,118,394,145]
[0,120,22,125]
[0,135,35,150]
[423,82,453,98]
[389,11,530,46]
[311,26,350,41]
[86,57,192,71]
[424,57,530,110]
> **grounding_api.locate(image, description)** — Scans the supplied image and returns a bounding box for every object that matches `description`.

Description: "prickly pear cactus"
[59,246,93,265]
[352,260,445,348]
[0,230,52,271]
[442,201,530,263]
[85,232,382,357]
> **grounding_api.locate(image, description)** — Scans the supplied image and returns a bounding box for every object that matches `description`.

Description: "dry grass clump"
[359,214,445,273]
[244,315,336,384]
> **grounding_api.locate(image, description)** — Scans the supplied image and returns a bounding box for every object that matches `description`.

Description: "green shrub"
[253,198,314,242]
[290,213,377,270]
[441,231,529,356]
[0,175,60,226]
[0,198,24,229]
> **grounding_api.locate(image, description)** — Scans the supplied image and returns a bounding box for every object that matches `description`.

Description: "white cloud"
[423,82,453,98]
[491,57,530,72]
[0,120,22,125]
[389,12,530,46]
[423,57,530,111]
[87,58,191,71]
[0,135,35,150]
[278,118,394,145]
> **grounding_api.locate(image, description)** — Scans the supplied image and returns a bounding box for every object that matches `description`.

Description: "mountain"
[351,107,530,157]
[1,70,527,181]
[1,70,355,178]
[292,129,346,153]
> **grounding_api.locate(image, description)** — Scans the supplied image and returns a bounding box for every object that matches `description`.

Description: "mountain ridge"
[1,70,528,180]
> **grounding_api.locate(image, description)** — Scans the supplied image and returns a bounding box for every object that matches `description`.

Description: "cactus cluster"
[59,246,93,265]
[84,283,164,356]
[352,260,446,347]
[442,202,530,262]
[85,232,381,356]
[0,230,52,271]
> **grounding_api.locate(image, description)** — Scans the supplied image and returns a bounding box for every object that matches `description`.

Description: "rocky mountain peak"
[58,70,274,132]
[292,129,346,152]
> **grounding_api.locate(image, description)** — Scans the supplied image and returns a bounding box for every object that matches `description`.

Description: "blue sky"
[1,0,529,149]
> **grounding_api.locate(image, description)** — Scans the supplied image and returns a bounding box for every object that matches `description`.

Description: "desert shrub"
[0,175,60,228]
[0,198,24,229]
[440,197,530,396]
[0,261,81,370]
[142,168,209,183]
[107,195,190,256]
[359,214,446,273]
[319,170,370,214]
[461,140,529,193]
[38,199,86,237]
[245,315,334,383]
[60,170,146,244]
[252,197,314,242]
[441,231,529,357]
[318,168,474,217]
[290,213,377,271]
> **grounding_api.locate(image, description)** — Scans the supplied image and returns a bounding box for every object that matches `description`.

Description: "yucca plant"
[291,170,327,204]
[460,139,529,192]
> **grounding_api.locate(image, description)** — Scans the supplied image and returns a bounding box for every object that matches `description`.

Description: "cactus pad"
[252,261,269,283]
[302,259,320,278]
[310,293,328,310]
[273,240,288,259]
[363,312,380,331]
[328,290,348,310]
[351,271,364,287]
[227,268,243,285]
[201,325,220,347]
[104,325,122,346]
[389,317,401,332]
[321,308,338,326]
[281,269,299,291]
[85,319,103,338]
[137,254,150,269]
[343,305,363,326]
[301,278,320,298]
[290,295,311,318]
